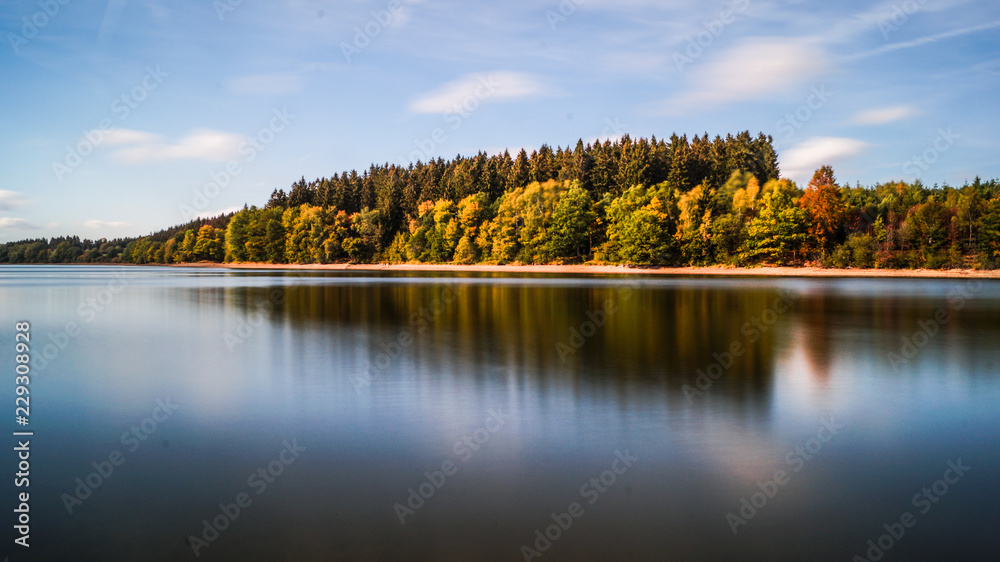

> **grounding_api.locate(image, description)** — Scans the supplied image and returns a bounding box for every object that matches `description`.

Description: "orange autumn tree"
[800,166,846,258]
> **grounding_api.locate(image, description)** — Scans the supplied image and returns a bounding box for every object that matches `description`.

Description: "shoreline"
[152,262,1000,279]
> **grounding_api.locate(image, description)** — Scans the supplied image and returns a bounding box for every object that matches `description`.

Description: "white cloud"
[850,105,917,125]
[109,129,244,163]
[0,218,43,230]
[226,73,305,95]
[102,128,160,146]
[0,190,29,211]
[82,220,132,229]
[664,38,829,110]
[409,71,550,114]
[780,137,868,181]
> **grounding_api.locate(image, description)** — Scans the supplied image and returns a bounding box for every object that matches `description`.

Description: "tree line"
[3,133,999,269]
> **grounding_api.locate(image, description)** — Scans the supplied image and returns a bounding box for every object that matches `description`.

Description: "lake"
[2,265,998,561]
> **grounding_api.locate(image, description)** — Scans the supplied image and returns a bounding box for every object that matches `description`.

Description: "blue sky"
[1,0,998,242]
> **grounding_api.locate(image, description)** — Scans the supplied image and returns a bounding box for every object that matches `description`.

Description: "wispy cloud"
[780,136,869,181]
[82,219,132,229]
[106,129,244,163]
[96,0,128,47]
[409,71,551,114]
[0,218,45,230]
[850,105,918,125]
[0,190,29,212]
[849,19,1000,60]
[662,38,829,110]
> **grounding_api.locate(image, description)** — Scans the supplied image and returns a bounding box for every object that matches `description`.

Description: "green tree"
[677,184,713,264]
[903,198,953,268]
[193,225,224,261]
[24,241,47,262]
[547,185,596,262]
[264,219,285,263]
[175,229,196,263]
[480,180,569,263]
[709,213,745,265]
[744,189,808,265]
[283,204,326,264]
[49,241,81,263]
[830,233,876,268]
[600,183,679,265]
[224,210,250,262]
[979,196,1000,267]
[321,210,353,263]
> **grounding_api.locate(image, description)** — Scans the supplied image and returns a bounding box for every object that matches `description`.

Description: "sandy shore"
[164,262,1000,279]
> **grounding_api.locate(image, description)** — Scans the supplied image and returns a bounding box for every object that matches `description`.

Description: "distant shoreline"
[145,262,1000,279]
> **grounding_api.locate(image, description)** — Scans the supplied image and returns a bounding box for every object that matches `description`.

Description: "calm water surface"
[1,265,998,561]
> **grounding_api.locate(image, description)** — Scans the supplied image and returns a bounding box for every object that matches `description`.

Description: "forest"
[3,132,999,269]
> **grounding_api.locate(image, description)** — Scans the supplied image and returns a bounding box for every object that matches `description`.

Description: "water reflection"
[1,267,998,561]
[216,278,790,397]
